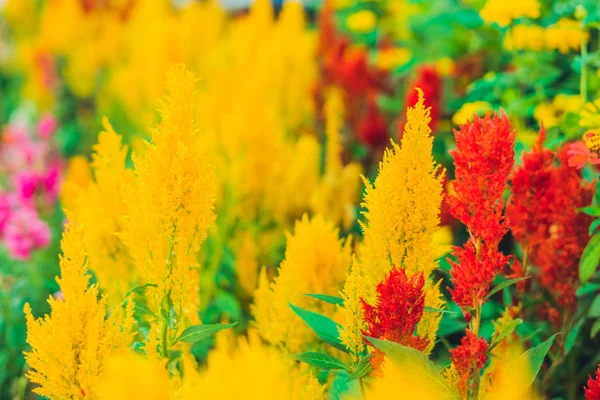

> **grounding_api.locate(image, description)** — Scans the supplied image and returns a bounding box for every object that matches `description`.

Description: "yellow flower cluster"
[252,215,352,352]
[24,225,134,399]
[339,89,444,358]
[533,94,582,129]
[480,0,540,27]
[62,119,134,302]
[452,101,492,126]
[504,20,588,54]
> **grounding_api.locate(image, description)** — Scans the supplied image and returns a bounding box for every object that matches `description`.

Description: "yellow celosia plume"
[180,330,326,400]
[120,65,216,326]
[62,118,134,302]
[23,224,134,399]
[252,214,352,353]
[340,89,444,358]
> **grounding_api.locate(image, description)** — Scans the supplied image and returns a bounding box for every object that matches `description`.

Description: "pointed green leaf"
[346,354,374,382]
[124,283,158,299]
[580,233,600,283]
[290,303,347,352]
[517,333,558,387]
[577,283,600,297]
[365,337,454,394]
[591,320,600,339]
[176,322,237,344]
[486,277,530,300]
[580,206,600,217]
[565,319,584,355]
[424,306,456,314]
[134,301,158,320]
[590,219,600,236]
[489,318,522,351]
[290,352,349,370]
[304,293,344,306]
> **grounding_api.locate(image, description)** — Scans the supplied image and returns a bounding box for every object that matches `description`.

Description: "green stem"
[581,29,588,104]
[359,377,366,399]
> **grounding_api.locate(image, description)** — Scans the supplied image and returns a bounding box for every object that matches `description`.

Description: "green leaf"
[590,219,600,236]
[290,352,349,371]
[424,306,456,314]
[489,318,522,351]
[124,283,158,298]
[366,337,454,394]
[134,301,158,320]
[580,206,600,217]
[589,295,600,318]
[565,319,584,355]
[290,303,347,352]
[517,333,558,387]
[304,294,344,306]
[329,371,359,400]
[580,233,600,283]
[577,283,600,297]
[591,320,600,339]
[175,322,237,344]
[346,355,374,382]
[486,277,530,300]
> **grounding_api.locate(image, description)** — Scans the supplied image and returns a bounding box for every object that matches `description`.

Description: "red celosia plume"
[450,329,489,398]
[586,366,600,400]
[399,65,443,135]
[361,267,428,371]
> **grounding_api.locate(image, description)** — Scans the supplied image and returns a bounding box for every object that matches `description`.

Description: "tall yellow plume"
[120,65,216,325]
[24,225,134,399]
[252,214,352,353]
[339,89,444,358]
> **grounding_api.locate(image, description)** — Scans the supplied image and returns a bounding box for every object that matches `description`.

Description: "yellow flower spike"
[340,88,444,358]
[252,214,352,352]
[121,65,216,328]
[24,225,134,399]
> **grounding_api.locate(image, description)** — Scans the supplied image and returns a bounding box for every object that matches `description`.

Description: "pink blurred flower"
[0,193,14,234]
[567,141,600,169]
[37,114,58,139]
[3,207,51,260]
[13,172,39,204]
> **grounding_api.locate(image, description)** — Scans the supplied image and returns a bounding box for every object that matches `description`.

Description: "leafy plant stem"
[359,377,366,398]
[581,29,588,104]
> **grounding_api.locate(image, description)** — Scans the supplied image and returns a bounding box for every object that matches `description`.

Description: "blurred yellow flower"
[453,101,492,126]
[347,10,377,33]
[545,19,588,54]
[480,0,540,27]
[534,94,581,129]
[581,99,600,129]
[433,226,453,259]
[435,57,455,77]
[375,47,412,71]
[504,24,545,52]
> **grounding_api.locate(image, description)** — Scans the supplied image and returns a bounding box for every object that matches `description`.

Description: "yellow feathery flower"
[480,0,540,27]
[417,280,445,355]
[452,101,492,126]
[340,88,444,358]
[96,352,171,400]
[180,330,323,399]
[120,65,216,326]
[24,225,134,400]
[311,88,362,229]
[346,10,377,33]
[63,118,134,302]
[252,215,352,352]
[545,19,588,54]
[339,260,368,359]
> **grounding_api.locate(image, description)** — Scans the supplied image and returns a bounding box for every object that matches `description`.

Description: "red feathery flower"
[507,129,594,323]
[586,366,600,400]
[450,330,489,398]
[447,112,515,246]
[357,96,389,148]
[361,268,428,371]
[448,240,510,311]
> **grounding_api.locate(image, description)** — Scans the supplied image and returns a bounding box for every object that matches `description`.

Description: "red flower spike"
[450,330,489,398]
[507,129,594,324]
[446,112,515,247]
[585,366,600,400]
[357,96,389,148]
[361,267,428,372]
[448,240,511,310]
